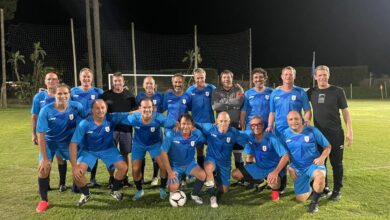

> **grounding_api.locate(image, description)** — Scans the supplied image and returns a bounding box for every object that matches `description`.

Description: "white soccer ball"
[169,190,187,207]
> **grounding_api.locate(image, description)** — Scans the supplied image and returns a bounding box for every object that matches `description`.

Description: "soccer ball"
[169,190,187,207]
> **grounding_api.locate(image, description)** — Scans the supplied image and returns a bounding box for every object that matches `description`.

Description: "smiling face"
[143,76,156,95]
[315,69,330,89]
[140,99,153,120]
[249,117,264,135]
[112,75,125,93]
[55,86,70,106]
[287,111,303,132]
[216,112,231,133]
[79,70,93,88]
[194,72,206,89]
[45,73,59,90]
[281,68,295,86]
[172,75,184,93]
[179,116,194,136]
[252,72,266,90]
[221,73,233,90]
[92,99,107,120]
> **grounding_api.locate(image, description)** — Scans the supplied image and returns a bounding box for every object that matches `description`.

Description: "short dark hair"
[178,113,195,125]
[172,72,184,79]
[251,68,268,79]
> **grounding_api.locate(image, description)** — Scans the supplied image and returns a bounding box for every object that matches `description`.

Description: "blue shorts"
[77,147,124,171]
[171,161,199,180]
[205,156,231,187]
[38,142,70,161]
[293,164,326,195]
[132,142,161,161]
[113,131,132,154]
[244,163,286,180]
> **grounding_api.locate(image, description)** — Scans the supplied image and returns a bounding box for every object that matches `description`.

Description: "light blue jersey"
[269,86,311,136]
[197,123,247,166]
[120,112,176,146]
[186,84,216,123]
[283,126,330,171]
[244,132,287,170]
[161,129,206,167]
[31,90,55,115]
[70,86,103,116]
[163,90,191,121]
[136,91,164,113]
[37,101,84,143]
[242,87,273,130]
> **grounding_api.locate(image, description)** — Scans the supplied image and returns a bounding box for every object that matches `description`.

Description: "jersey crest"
[265,95,270,100]
[91,94,96,100]
[304,136,310,142]
[182,99,186,104]
[191,141,195,147]
[291,95,296,101]
[69,114,74,120]
[226,137,231,143]
[150,127,155,132]
[205,91,210,96]
[105,126,110,132]
[153,99,157,105]
[262,145,267,152]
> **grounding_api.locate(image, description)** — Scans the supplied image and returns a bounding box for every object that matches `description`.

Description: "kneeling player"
[160,114,207,205]
[69,99,128,206]
[35,84,84,213]
[232,116,289,202]
[284,111,331,213]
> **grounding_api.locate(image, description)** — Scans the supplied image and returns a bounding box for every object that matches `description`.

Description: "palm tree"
[7,50,25,81]
[30,42,46,90]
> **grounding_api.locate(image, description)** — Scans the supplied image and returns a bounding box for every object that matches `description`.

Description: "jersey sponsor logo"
[73,94,79,98]
[265,95,270,100]
[135,126,140,129]
[191,141,195,147]
[262,145,267,152]
[205,91,210,96]
[168,100,173,103]
[91,95,96,100]
[182,99,186,104]
[191,93,195,96]
[286,139,292,143]
[248,141,253,145]
[39,100,46,104]
[153,99,157,105]
[236,92,244,97]
[226,137,231,143]
[87,131,93,134]
[211,133,217,138]
[150,127,155,132]
[249,95,254,99]
[105,126,110,132]
[304,136,310,142]
[275,96,280,100]
[291,95,296,101]
[48,117,56,121]
[69,114,74,120]
[173,140,180,144]
[318,94,325,103]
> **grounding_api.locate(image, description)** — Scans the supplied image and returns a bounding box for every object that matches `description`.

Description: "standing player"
[69,99,128,206]
[232,116,289,202]
[71,68,103,188]
[186,68,215,169]
[102,72,136,188]
[163,73,191,121]
[240,68,273,130]
[121,98,177,201]
[197,112,247,208]
[284,111,331,213]
[267,66,311,192]
[307,65,353,201]
[31,70,68,192]
[212,70,245,172]
[160,114,207,205]
[35,84,84,213]
[136,76,165,186]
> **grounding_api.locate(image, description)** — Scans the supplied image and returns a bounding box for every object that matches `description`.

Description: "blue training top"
[31,90,55,115]
[135,91,165,113]
[186,84,216,123]
[163,90,191,121]
[242,87,273,130]
[70,86,103,116]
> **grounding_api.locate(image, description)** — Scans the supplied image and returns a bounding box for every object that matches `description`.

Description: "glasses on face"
[250,123,263,128]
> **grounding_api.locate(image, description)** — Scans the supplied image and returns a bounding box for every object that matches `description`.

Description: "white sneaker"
[151,177,159,186]
[191,194,203,204]
[77,194,91,207]
[210,196,218,208]
[204,180,215,188]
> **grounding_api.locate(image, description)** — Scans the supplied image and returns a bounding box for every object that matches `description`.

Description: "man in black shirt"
[102,72,137,187]
[307,65,353,201]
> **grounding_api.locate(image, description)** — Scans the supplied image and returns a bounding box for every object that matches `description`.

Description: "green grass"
[1,100,390,219]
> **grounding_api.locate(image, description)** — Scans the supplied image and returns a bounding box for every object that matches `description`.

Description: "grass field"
[0,100,390,220]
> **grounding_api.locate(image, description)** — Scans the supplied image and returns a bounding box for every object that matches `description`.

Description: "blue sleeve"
[135,94,141,106]
[162,93,168,113]
[312,127,330,148]
[236,130,249,146]
[121,112,139,126]
[194,129,206,146]
[242,93,249,112]
[31,93,41,115]
[161,130,174,153]
[269,91,276,113]
[301,88,311,111]
[270,135,288,157]
[244,144,254,155]
[108,112,130,125]
[71,120,88,144]
[36,107,49,133]
[195,122,212,133]
[97,88,104,97]
[159,113,176,129]
[186,93,192,111]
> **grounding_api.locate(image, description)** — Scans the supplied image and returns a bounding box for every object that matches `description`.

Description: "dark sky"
[13,0,390,74]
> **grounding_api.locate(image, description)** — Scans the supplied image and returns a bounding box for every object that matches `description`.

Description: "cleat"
[36,201,49,213]
[58,184,67,192]
[77,194,91,207]
[279,189,285,195]
[107,176,114,189]
[271,190,280,202]
[308,202,319,213]
[204,180,215,188]
[255,180,267,193]
[150,177,159,186]
[191,194,203,204]
[160,188,167,199]
[237,180,245,186]
[89,179,101,188]
[322,187,332,197]
[329,191,341,201]
[210,196,218,208]
[180,180,187,190]
[111,191,123,201]
[132,190,144,201]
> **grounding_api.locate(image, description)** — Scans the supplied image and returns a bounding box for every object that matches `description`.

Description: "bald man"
[283,111,331,213]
